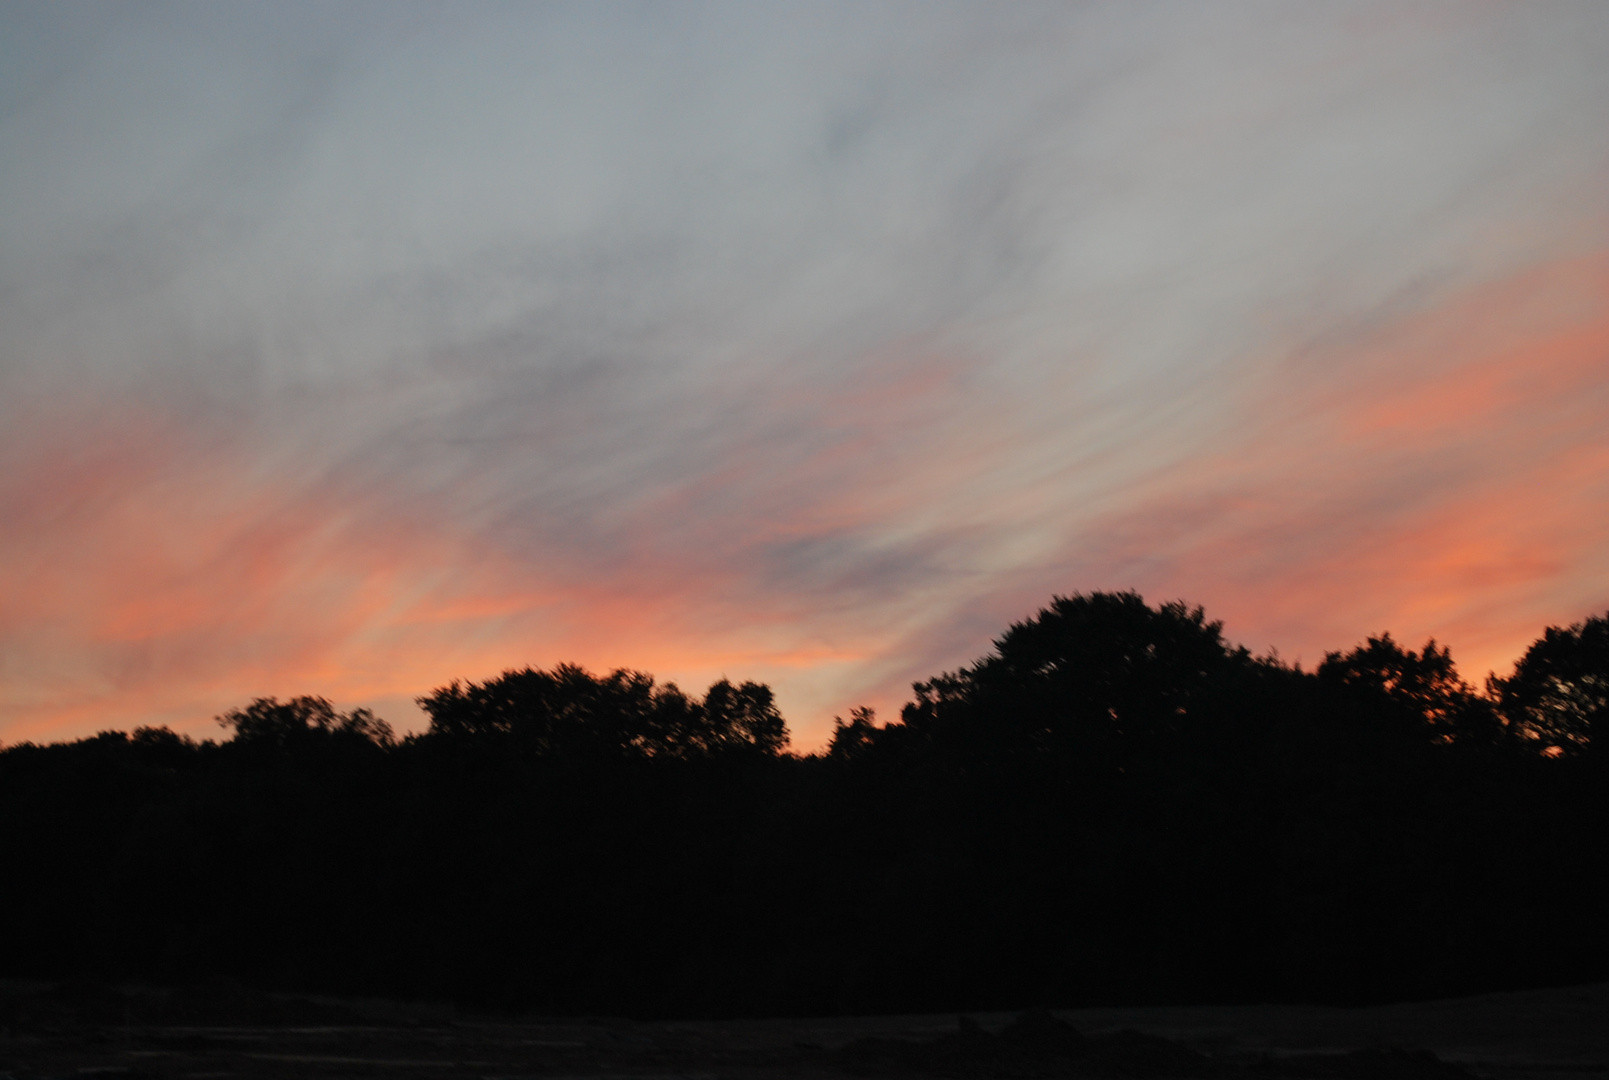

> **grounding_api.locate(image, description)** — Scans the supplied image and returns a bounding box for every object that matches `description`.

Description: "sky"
[3,1,1608,751]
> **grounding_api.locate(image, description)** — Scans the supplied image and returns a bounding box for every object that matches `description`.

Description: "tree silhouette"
[1317,634,1497,744]
[1490,611,1609,756]
[698,678,789,756]
[417,664,789,759]
[827,706,880,760]
[3,593,1606,1015]
[899,591,1255,764]
[217,696,395,749]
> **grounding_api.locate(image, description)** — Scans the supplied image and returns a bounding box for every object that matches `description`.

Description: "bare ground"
[0,980,1603,1080]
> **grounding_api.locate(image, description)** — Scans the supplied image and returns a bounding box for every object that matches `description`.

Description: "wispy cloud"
[3,2,1607,747]
[1026,255,1609,679]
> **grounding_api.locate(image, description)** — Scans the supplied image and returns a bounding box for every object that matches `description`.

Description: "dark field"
[2,980,1603,1080]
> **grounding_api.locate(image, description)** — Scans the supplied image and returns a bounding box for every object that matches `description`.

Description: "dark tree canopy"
[827,706,880,761]
[417,663,788,759]
[1317,633,1497,744]
[1490,610,1609,756]
[898,591,1256,759]
[3,592,1605,1017]
[217,695,395,749]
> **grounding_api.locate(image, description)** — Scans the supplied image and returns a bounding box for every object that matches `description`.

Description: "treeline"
[1,592,1604,1017]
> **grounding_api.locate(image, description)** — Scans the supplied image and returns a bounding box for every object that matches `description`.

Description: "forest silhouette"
[2,592,1604,1018]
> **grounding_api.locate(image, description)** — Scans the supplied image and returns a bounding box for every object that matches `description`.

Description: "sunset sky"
[3,2,1608,750]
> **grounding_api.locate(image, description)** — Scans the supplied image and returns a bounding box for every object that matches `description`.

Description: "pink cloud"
[1048,253,1609,680]
[4,257,1605,752]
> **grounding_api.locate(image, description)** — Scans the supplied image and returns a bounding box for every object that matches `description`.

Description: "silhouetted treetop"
[417,663,788,760]
[827,706,881,761]
[216,696,394,749]
[900,591,1255,756]
[1490,610,1609,756]
[699,677,789,756]
[1317,634,1498,744]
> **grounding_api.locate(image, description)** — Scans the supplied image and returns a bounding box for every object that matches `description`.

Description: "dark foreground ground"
[1,980,1603,1080]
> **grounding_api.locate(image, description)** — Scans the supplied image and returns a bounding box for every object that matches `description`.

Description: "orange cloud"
[0,362,968,750]
[1058,252,1609,680]
[4,258,1604,752]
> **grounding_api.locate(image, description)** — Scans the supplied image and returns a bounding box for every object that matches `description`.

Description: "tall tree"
[1490,612,1609,756]
[901,591,1253,762]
